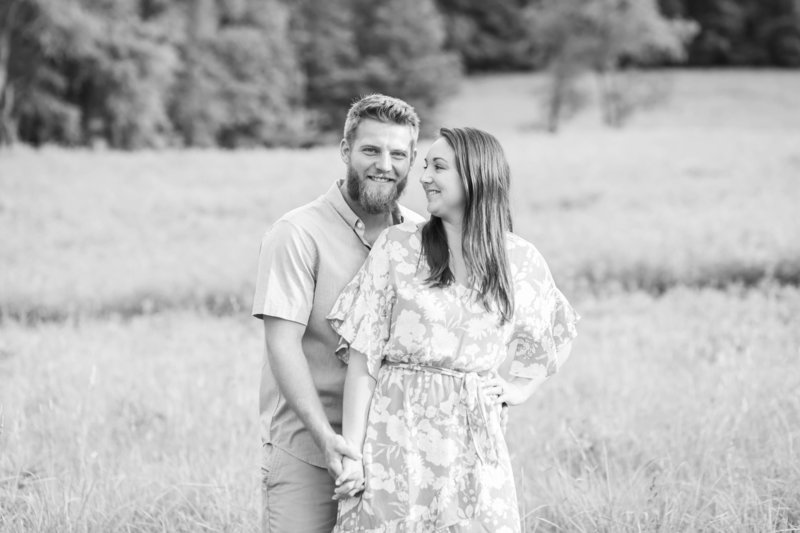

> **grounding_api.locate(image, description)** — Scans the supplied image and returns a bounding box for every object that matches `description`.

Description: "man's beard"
[346,166,407,215]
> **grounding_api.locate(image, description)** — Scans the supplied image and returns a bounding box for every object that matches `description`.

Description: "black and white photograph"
[1,0,799,531]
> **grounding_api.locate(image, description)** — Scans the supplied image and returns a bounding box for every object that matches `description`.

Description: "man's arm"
[262,316,361,479]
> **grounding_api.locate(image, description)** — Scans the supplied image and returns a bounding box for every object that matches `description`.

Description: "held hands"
[333,456,365,500]
[323,433,362,480]
[322,433,365,500]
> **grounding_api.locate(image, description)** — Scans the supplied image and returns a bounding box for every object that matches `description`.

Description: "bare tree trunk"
[0,85,17,146]
[180,0,216,146]
[598,67,622,128]
[0,0,20,146]
[546,58,572,134]
[547,71,563,133]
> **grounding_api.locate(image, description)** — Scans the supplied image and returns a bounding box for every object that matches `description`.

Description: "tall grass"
[511,287,800,532]
[1,290,797,531]
[2,128,799,322]
[0,313,261,531]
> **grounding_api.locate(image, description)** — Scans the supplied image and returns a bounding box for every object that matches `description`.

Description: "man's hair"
[343,94,420,147]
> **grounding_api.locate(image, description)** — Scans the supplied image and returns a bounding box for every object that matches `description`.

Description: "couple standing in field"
[252,94,579,532]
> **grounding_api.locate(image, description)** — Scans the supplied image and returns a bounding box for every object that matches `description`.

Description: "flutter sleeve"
[327,229,395,379]
[509,244,580,379]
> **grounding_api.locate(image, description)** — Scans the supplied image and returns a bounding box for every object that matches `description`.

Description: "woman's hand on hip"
[483,375,545,406]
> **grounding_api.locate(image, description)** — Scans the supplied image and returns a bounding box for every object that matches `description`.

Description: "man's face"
[340,118,416,214]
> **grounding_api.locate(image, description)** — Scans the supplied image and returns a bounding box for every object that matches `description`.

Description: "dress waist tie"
[383,361,500,466]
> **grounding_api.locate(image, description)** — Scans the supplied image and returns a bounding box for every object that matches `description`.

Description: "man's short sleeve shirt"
[252,180,424,467]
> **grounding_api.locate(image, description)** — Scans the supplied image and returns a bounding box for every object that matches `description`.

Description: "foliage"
[171,0,304,148]
[435,0,537,72]
[0,0,178,149]
[284,0,464,141]
[351,0,462,135]
[2,0,798,149]
[285,0,362,135]
[528,0,697,130]
[0,0,461,149]
[433,0,800,71]
[658,0,800,67]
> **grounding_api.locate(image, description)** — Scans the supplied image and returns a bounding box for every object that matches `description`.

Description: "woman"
[327,127,579,532]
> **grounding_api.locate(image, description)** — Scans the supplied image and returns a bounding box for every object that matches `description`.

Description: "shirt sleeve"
[327,229,395,379]
[251,220,317,325]
[509,246,580,380]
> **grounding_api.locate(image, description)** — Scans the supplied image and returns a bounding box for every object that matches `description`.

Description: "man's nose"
[376,151,391,172]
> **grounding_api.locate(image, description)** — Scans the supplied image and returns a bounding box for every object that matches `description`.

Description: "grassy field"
[2,69,800,532]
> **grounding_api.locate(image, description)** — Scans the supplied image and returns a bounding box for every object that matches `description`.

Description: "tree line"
[439,0,800,71]
[0,0,798,150]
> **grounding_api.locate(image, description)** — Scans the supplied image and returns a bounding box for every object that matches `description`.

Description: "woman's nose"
[419,168,432,183]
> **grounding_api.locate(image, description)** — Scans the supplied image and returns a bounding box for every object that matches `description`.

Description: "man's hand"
[323,432,362,480]
[333,456,365,500]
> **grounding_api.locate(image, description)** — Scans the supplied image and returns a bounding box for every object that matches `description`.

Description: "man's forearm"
[262,317,335,450]
[267,347,335,448]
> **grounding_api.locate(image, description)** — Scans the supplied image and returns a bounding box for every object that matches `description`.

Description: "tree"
[528,0,697,131]
[351,0,462,134]
[0,0,88,146]
[659,0,800,67]
[172,0,304,148]
[435,0,537,72]
[285,0,362,135]
[3,0,462,149]
[1,0,179,149]
[81,9,178,148]
[0,0,22,146]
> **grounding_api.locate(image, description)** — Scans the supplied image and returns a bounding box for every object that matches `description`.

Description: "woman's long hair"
[421,127,514,324]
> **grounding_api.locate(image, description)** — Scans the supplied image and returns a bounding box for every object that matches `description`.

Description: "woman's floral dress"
[328,221,579,533]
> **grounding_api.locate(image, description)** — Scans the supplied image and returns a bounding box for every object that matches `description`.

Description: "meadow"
[1,70,799,532]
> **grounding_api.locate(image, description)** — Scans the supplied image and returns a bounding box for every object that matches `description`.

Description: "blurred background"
[0,0,799,148]
[1,0,799,531]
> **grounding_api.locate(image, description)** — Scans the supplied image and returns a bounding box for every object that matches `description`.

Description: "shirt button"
[356,220,363,228]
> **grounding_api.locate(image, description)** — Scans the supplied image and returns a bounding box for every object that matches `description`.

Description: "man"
[252,94,424,532]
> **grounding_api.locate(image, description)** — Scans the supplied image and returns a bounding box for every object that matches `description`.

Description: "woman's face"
[420,137,465,223]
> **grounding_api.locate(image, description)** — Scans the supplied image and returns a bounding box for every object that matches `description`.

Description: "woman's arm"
[342,349,378,449]
[487,342,573,406]
[333,348,378,498]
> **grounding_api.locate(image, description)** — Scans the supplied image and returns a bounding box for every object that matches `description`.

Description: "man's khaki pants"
[262,443,338,533]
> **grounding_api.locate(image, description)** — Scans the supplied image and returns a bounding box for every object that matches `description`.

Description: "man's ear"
[409,147,417,167]
[340,138,351,164]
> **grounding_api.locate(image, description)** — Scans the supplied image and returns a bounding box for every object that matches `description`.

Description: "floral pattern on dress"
[328,221,580,532]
